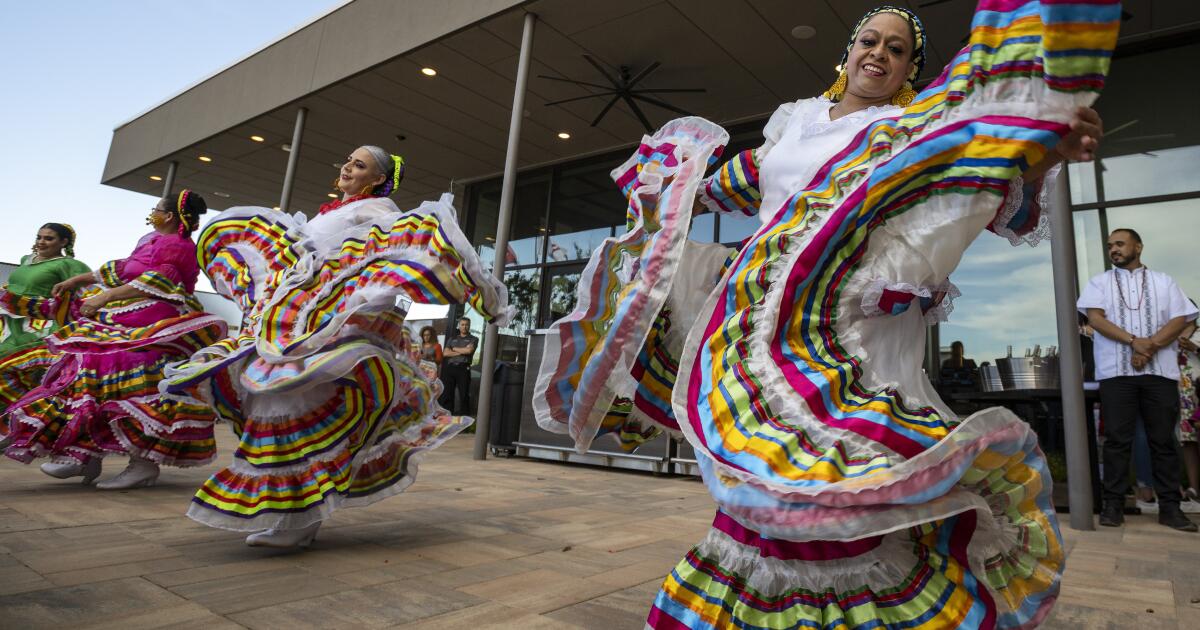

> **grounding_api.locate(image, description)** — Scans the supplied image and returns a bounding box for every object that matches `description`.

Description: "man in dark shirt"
[438,317,478,414]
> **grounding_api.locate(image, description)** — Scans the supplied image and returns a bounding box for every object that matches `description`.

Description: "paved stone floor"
[1,431,1198,628]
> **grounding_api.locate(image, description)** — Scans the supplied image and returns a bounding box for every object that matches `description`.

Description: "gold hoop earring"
[823,68,848,102]
[891,82,917,107]
[359,184,374,196]
[332,177,343,193]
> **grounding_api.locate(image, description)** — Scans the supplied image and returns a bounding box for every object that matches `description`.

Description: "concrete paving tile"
[1043,602,1172,629]
[166,567,353,615]
[459,568,624,615]
[0,555,53,596]
[15,540,182,574]
[0,577,188,625]
[395,602,570,629]
[80,602,243,630]
[144,556,291,588]
[410,537,530,568]
[544,580,656,629]
[228,575,483,628]
[46,556,200,587]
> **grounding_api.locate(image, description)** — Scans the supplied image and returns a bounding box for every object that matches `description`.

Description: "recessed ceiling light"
[327,193,338,198]
[421,67,437,77]
[149,175,162,181]
[272,206,281,211]
[198,156,213,162]
[791,25,816,40]
[281,144,291,153]
[484,236,495,242]
[557,132,571,140]
[250,135,265,142]
[212,191,231,198]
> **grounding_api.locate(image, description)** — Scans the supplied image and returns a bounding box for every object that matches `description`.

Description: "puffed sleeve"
[697,101,797,216]
[92,259,127,288]
[128,236,199,304]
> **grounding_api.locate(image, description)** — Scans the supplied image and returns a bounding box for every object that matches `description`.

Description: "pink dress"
[3,232,227,466]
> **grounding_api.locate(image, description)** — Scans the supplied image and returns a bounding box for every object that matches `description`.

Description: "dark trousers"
[1100,375,1183,509]
[439,363,471,415]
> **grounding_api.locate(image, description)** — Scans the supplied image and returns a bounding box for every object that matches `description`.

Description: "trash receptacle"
[488,361,524,456]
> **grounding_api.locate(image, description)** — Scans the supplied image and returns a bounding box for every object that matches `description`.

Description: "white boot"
[95,457,160,490]
[245,521,321,548]
[40,458,103,484]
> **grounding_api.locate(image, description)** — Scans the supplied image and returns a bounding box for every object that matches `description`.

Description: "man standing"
[1078,228,1198,531]
[439,317,478,415]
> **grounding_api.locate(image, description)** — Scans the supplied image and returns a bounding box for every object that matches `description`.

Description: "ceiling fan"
[539,55,707,133]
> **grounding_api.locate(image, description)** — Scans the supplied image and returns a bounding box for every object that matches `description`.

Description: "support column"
[279,107,308,212]
[161,161,178,197]
[1049,166,1094,530]
[474,12,537,461]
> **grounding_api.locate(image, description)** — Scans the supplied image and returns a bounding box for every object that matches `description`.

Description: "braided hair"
[40,222,77,257]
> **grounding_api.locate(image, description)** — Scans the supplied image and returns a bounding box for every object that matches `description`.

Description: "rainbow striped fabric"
[533,0,1118,627]
[533,118,727,452]
[650,1,1119,628]
[165,195,509,530]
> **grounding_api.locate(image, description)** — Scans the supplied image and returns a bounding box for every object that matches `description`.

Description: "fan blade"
[590,95,622,127]
[630,94,693,117]
[626,62,661,89]
[537,75,613,91]
[622,95,655,132]
[582,54,621,88]
[544,92,617,107]
[633,88,707,94]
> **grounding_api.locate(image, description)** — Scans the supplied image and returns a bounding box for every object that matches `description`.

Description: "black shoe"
[1099,503,1124,527]
[1159,507,1199,532]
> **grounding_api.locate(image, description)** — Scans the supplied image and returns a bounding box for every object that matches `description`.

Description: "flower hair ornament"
[823,5,927,107]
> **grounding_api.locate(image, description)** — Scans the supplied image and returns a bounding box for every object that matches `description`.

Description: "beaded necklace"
[1113,266,1148,311]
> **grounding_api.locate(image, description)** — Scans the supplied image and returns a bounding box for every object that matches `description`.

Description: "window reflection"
[549,161,626,262]
[1072,209,1106,289]
[471,178,549,269]
[1068,162,1097,205]
[544,267,582,327]
[1106,198,1200,302]
[718,213,759,245]
[1096,146,1200,203]
[940,235,1058,368]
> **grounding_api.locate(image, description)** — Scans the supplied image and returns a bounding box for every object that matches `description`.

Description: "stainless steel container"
[979,364,1005,392]
[996,356,1060,390]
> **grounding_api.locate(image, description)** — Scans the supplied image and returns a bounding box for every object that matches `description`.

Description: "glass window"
[690,212,715,243]
[1072,209,1106,290]
[471,178,549,269]
[1068,162,1097,205]
[502,267,541,338]
[542,266,582,328]
[718,213,760,245]
[1105,198,1200,303]
[939,235,1058,367]
[548,159,627,262]
[1097,146,1200,203]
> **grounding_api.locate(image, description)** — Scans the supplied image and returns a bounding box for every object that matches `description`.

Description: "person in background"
[439,317,477,415]
[1078,228,1199,531]
[1176,315,1200,508]
[418,325,443,367]
[0,224,90,411]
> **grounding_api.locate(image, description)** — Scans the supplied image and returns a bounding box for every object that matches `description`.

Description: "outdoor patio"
[1,431,1197,628]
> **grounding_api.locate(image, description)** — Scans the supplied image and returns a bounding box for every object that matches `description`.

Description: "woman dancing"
[534,1,1116,627]
[0,224,90,411]
[163,146,510,547]
[4,192,227,488]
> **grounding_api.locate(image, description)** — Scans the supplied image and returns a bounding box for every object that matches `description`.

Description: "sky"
[0,0,340,291]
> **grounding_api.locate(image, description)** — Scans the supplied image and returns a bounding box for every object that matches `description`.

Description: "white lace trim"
[859,277,961,324]
[991,164,1059,247]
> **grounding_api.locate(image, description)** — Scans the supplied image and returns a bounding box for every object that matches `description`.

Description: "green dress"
[0,254,91,407]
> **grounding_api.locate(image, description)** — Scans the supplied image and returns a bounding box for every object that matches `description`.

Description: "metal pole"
[161,161,178,197]
[474,12,536,461]
[279,107,308,212]
[1049,166,1094,530]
